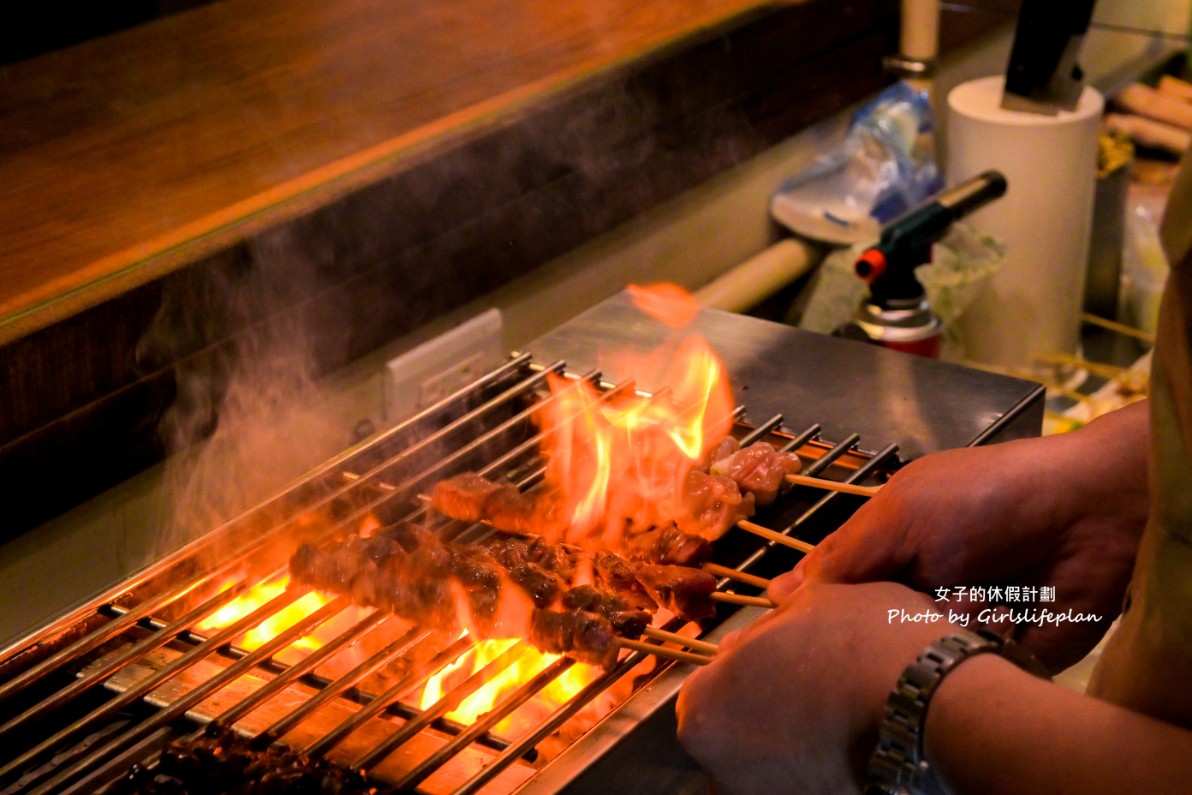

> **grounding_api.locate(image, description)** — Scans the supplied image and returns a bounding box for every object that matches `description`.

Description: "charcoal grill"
[0,295,1044,795]
[0,354,903,793]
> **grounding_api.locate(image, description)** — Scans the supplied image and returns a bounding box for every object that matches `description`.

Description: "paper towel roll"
[946,75,1103,369]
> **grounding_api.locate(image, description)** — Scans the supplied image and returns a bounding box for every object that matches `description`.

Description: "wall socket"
[383,308,505,422]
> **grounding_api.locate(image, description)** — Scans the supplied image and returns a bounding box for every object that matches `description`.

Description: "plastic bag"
[770,82,944,245]
[795,223,1005,360]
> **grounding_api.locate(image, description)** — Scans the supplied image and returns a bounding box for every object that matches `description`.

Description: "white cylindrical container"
[946,75,1103,369]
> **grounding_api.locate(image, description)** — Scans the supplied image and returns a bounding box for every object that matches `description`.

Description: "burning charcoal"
[634,564,718,622]
[709,441,802,506]
[530,609,619,669]
[676,471,755,541]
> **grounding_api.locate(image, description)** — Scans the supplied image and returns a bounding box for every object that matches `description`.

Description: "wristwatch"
[864,628,1050,795]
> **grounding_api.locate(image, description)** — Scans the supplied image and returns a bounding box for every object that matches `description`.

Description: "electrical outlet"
[383,309,504,422]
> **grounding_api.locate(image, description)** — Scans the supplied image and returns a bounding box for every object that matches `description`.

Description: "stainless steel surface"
[0,347,897,795]
[528,292,1045,460]
[0,301,1043,794]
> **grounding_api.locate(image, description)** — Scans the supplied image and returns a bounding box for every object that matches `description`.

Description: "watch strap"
[865,628,1050,795]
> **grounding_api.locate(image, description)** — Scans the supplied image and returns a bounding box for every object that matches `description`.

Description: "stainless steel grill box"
[0,294,1043,795]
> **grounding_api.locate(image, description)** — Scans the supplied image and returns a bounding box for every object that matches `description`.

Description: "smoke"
[142,224,351,558]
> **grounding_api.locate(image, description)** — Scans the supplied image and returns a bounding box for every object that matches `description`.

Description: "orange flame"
[627,282,702,328]
[536,297,733,547]
[419,638,597,730]
[196,574,371,665]
[193,285,730,738]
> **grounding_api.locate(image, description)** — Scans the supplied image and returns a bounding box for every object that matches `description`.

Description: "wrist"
[865,629,1050,795]
[1045,403,1150,536]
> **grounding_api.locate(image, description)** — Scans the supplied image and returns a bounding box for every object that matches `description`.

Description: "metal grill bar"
[209,609,391,732]
[451,650,649,795]
[0,354,898,795]
[302,636,478,758]
[0,585,309,790]
[352,642,534,770]
[0,581,248,743]
[395,657,575,791]
[253,625,432,747]
[24,592,345,794]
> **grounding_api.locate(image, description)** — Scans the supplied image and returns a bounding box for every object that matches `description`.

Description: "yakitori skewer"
[619,638,714,666]
[1081,311,1155,344]
[701,562,771,590]
[783,473,882,498]
[710,591,774,608]
[642,626,720,655]
[736,519,816,554]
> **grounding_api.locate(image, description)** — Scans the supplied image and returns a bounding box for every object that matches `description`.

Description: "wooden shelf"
[0,0,775,341]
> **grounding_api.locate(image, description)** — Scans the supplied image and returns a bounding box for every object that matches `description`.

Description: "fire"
[536,285,733,547]
[191,284,726,743]
[419,638,598,731]
[196,574,368,665]
[626,282,702,328]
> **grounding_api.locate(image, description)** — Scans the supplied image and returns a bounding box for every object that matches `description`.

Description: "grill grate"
[0,355,899,795]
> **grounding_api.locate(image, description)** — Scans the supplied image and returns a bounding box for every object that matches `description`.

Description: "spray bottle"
[836,170,1007,357]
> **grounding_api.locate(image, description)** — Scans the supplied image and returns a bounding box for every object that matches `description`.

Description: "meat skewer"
[619,639,713,666]
[784,473,882,498]
[289,525,723,669]
[428,439,803,547]
[711,592,774,608]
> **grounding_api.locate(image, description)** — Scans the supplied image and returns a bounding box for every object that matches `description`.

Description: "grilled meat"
[709,441,802,506]
[430,439,795,549]
[109,729,376,794]
[431,474,566,537]
[484,538,569,607]
[622,525,711,566]
[675,471,755,541]
[561,584,652,639]
[635,565,719,622]
[529,608,620,669]
[290,525,724,666]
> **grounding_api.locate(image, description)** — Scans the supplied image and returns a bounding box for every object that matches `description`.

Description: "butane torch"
[836,170,1008,357]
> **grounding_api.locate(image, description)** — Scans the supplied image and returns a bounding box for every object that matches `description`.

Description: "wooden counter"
[0,0,798,341]
[0,0,1012,535]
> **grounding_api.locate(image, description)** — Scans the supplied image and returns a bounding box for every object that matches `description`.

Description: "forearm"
[924,650,1192,793]
[1039,399,1149,532]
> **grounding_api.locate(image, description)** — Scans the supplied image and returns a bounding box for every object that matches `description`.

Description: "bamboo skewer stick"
[619,638,713,666]
[702,562,771,590]
[784,473,882,498]
[642,627,720,655]
[1081,311,1156,344]
[736,520,816,554]
[710,591,774,608]
[1035,352,1136,383]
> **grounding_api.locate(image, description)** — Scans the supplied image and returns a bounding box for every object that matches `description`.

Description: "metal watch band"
[864,628,1050,795]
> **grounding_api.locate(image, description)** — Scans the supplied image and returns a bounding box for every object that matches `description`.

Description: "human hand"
[773,402,1150,671]
[677,582,954,795]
